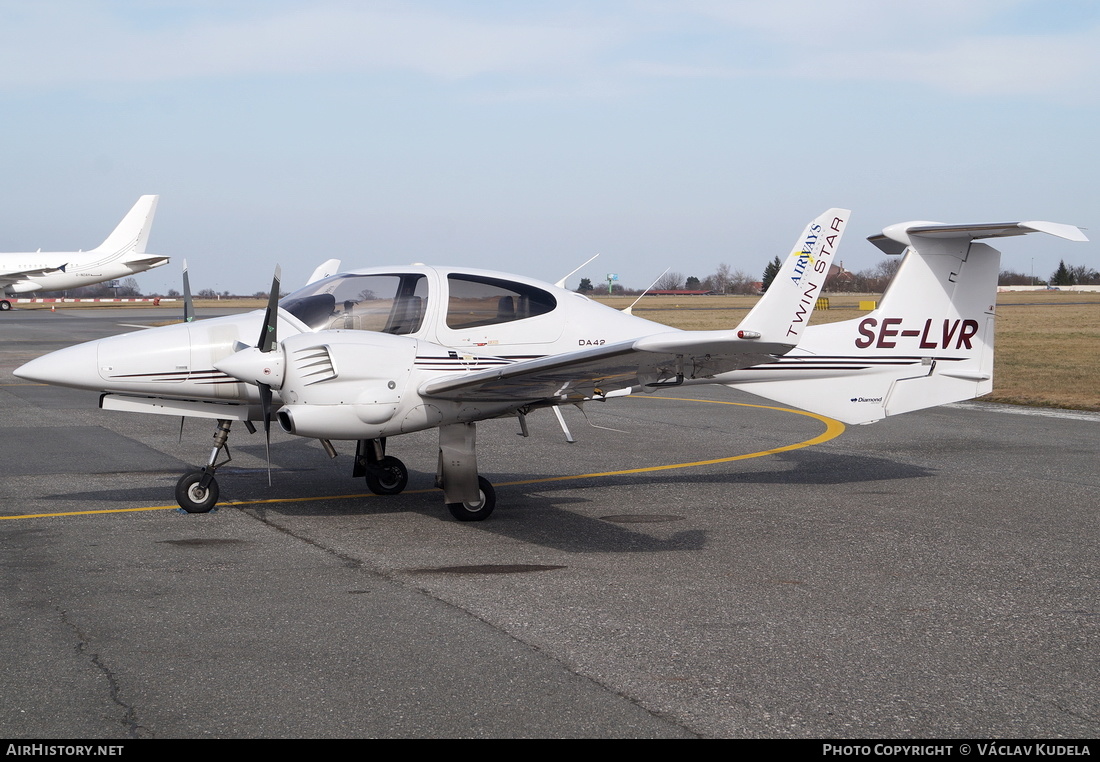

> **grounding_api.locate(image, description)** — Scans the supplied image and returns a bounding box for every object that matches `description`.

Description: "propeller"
[212,266,284,485]
[177,260,195,445]
[257,266,282,483]
[182,259,194,323]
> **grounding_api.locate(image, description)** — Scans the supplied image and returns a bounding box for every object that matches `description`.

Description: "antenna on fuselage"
[555,253,599,289]
[623,267,670,315]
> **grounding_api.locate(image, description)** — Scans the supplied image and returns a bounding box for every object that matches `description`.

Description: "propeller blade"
[259,382,273,486]
[182,260,194,323]
[259,265,282,352]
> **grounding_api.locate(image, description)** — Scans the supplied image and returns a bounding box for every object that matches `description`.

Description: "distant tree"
[998,270,1035,286]
[167,288,180,297]
[577,277,593,293]
[116,277,142,297]
[685,276,701,289]
[1068,264,1100,285]
[761,256,782,292]
[875,259,902,282]
[655,271,684,290]
[727,268,756,295]
[1051,260,1073,286]
[712,263,732,293]
[197,288,217,298]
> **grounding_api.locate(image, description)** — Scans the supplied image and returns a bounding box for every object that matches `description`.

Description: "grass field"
[21,291,1099,411]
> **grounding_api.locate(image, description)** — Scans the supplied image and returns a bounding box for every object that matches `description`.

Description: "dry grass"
[605,291,1100,412]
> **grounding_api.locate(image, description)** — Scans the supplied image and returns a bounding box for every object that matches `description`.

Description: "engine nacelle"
[275,330,418,439]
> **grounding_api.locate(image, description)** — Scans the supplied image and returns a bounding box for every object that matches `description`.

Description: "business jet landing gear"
[176,419,234,513]
[0,299,12,311]
[437,422,496,521]
[354,438,409,495]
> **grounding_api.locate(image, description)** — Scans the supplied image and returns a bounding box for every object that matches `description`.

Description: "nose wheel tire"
[365,456,409,496]
[176,471,220,513]
[0,300,11,311]
[446,476,496,521]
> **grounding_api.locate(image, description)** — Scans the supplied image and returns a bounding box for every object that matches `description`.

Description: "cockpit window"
[446,274,557,330]
[280,274,427,334]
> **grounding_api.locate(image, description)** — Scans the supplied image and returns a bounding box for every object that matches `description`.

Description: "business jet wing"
[422,208,850,402]
[0,263,68,283]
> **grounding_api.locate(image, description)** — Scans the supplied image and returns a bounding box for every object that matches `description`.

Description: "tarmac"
[1,307,1098,739]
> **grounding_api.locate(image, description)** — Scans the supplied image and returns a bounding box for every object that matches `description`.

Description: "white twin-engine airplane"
[0,195,165,311]
[15,209,1086,520]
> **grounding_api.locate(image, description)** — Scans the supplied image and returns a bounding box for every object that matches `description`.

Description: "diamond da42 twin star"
[15,209,1086,519]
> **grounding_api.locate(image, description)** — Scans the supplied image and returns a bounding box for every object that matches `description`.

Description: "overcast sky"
[1,0,1097,294]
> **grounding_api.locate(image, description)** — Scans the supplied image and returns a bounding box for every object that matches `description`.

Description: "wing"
[0,263,67,284]
[419,334,788,402]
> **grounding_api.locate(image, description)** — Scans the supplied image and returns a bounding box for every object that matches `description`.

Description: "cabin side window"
[280,274,428,334]
[445,274,557,330]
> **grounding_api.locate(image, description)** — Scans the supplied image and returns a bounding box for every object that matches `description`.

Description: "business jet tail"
[93,195,159,257]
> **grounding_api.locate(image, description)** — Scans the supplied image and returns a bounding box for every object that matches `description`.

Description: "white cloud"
[0,3,618,87]
[0,1,1096,101]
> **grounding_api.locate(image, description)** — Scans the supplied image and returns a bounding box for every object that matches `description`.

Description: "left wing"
[0,263,67,284]
[421,208,850,403]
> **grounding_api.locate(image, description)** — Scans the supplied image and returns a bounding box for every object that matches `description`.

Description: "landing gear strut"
[354,438,409,496]
[437,422,496,521]
[175,419,234,513]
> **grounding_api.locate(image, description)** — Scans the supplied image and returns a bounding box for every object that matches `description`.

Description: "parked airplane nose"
[14,340,103,390]
[15,321,195,392]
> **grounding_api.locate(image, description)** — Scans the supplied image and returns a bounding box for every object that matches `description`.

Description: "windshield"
[280,273,428,334]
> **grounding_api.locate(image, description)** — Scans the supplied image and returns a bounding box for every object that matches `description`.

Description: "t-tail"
[725,220,1088,424]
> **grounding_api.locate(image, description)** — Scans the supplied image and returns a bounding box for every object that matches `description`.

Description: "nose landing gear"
[175,419,234,513]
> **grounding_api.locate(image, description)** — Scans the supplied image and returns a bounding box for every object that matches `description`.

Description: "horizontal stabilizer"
[870,220,1088,255]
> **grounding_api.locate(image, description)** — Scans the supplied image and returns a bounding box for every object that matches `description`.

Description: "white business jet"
[0,195,165,311]
[15,209,1086,519]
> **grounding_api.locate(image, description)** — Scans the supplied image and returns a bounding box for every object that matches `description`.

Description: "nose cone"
[15,341,103,390]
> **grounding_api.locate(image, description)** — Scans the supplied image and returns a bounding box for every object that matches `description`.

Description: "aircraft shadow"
[37,450,933,554]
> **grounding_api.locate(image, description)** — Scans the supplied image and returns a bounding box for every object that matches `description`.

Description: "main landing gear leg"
[354,438,409,496]
[175,419,233,513]
[437,422,495,521]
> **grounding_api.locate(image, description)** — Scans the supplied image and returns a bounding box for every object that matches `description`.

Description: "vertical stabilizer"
[94,195,159,256]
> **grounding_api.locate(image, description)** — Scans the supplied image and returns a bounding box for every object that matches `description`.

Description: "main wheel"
[365,456,408,495]
[446,476,496,521]
[0,300,11,311]
[175,471,219,513]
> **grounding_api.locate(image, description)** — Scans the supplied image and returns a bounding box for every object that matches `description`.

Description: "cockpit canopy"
[280,270,557,335]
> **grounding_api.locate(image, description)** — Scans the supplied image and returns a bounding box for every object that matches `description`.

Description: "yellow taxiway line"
[1,398,844,520]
